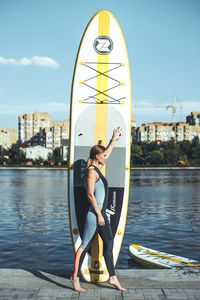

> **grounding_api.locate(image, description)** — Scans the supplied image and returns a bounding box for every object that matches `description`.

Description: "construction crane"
[134,95,179,123]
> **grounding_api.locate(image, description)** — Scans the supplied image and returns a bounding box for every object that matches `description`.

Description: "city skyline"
[0,0,200,129]
[1,109,199,130]
[1,111,200,151]
[1,108,200,132]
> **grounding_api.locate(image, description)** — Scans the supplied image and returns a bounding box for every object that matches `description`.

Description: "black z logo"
[93,36,113,55]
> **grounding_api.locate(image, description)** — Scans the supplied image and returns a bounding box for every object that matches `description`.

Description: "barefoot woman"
[70,127,126,292]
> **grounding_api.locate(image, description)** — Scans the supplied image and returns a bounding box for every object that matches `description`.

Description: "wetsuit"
[78,165,115,277]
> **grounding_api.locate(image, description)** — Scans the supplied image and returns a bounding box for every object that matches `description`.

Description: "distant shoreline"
[131,166,200,170]
[0,166,200,170]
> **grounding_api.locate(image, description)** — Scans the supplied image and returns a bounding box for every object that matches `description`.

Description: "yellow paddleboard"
[129,244,200,269]
[68,10,132,282]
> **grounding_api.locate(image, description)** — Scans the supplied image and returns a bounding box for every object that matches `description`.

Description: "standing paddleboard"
[68,10,131,283]
[128,244,200,269]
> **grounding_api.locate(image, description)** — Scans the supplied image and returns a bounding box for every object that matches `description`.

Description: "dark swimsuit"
[78,165,115,277]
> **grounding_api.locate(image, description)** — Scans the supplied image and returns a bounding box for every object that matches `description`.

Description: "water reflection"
[0,170,72,270]
[0,169,199,270]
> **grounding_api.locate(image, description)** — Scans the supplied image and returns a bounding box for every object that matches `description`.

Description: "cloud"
[0,56,60,68]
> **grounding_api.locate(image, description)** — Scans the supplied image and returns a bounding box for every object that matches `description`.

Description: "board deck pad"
[128,244,200,269]
[68,10,131,282]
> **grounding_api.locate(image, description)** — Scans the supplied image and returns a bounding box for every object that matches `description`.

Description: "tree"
[140,141,158,157]
[131,144,143,165]
[48,148,63,165]
[191,136,200,161]
[192,136,199,147]
[130,138,200,166]
[8,141,26,164]
[33,156,43,166]
[179,140,191,158]
[147,150,165,165]
[0,155,8,165]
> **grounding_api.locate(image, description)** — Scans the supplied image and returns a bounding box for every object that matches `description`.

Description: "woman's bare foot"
[109,275,126,291]
[70,275,85,292]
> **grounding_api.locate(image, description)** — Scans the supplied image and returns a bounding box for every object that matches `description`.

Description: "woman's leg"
[71,248,85,292]
[77,210,98,276]
[71,210,98,292]
[98,216,115,276]
[99,215,126,291]
[74,248,84,277]
[71,229,98,292]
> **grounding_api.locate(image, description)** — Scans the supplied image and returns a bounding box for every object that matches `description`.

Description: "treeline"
[0,141,66,166]
[131,136,200,166]
[1,137,200,167]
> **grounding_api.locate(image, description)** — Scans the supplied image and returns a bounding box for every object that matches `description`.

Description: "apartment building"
[44,120,69,150]
[52,120,69,148]
[18,112,52,144]
[0,127,18,149]
[131,116,136,128]
[186,112,200,126]
[176,122,200,141]
[18,113,69,149]
[136,122,176,143]
[135,119,200,143]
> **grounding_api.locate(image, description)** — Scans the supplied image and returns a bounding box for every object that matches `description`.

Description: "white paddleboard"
[128,244,200,269]
[68,10,132,282]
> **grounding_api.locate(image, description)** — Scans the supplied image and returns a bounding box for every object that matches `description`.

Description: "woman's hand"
[104,127,123,162]
[97,213,105,227]
[112,127,123,141]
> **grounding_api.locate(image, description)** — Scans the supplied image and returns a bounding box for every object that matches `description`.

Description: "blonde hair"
[86,145,106,169]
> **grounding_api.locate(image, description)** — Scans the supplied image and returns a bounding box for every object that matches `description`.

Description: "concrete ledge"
[0,268,200,289]
[1,269,200,299]
[1,166,200,170]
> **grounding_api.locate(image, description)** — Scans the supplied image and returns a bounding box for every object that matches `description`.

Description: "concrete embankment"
[0,268,200,299]
[1,166,200,170]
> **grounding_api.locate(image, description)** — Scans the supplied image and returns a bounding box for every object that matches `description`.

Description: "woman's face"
[96,151,108,165]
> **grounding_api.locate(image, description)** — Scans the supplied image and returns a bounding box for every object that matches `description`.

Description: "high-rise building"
[52,120,69,148]
[133,112,200,143]
[186,112,200,126]
[135,122,176,143]
[18,112,52,144]
[135,121,200,143]
[18,113,69,149]
[0,127,18,149]
[43,120,69,149]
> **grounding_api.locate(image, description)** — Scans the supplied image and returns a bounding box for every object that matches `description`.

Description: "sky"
[0,0,200,129]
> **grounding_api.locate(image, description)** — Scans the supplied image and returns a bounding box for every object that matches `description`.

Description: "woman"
[70,127,126,292]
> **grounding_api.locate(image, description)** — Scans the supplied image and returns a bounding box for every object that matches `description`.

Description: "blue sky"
[0,0,200,129]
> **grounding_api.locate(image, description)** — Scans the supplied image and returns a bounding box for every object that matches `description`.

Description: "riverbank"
[0,166,68,170]
[1,166,200,170]
[0,269,200,299]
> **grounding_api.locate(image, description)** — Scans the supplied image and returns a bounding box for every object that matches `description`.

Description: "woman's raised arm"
[105,127,123,160]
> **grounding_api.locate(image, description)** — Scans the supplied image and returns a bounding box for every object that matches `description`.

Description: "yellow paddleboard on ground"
[68,10,132,283]
[129,244,200,269]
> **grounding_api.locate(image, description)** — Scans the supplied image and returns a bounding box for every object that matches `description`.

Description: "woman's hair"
[86,145,106,169]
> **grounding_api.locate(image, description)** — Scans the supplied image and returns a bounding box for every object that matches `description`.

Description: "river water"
[0,169,199,271]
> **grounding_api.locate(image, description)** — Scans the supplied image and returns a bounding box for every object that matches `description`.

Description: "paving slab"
[56,288,75,299]
[100,288,121,300]
[184,289,200,300]
[119,268,200,289]
[141,289,165,300]
[0,269,200,300]
[123,289,145,300]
